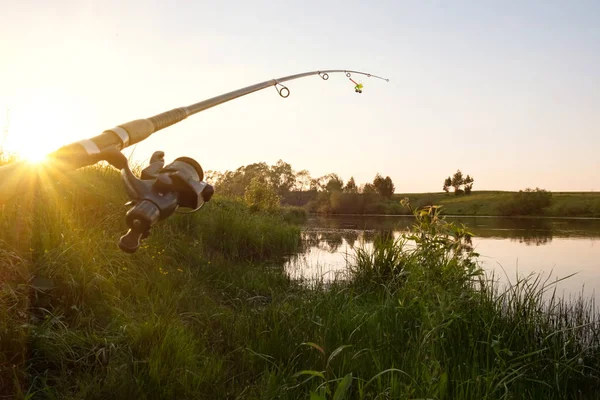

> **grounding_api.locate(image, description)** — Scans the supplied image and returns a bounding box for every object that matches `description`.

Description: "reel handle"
[101,148,213,253]
[119,200,161,253]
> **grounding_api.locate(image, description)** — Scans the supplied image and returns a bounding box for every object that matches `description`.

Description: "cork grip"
[118,119,156,146]
[148,108,188,132]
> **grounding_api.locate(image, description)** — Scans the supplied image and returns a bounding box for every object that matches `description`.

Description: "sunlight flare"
[1,91,84,165]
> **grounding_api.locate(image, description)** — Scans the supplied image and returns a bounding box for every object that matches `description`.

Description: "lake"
[285,215,600,299]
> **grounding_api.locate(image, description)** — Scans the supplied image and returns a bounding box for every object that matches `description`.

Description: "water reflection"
[511,235,552,246]
[286,215,600,298]
[305,215,600,244]
[301,230,347,253]
[301,228,394,254]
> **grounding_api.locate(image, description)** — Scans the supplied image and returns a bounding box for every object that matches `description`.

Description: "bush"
[243,177,280,212]
[497,188,552,216]
[350,204,479,287]
[329,192,365,214]
[306,191,331,214]
[280,206,308,224]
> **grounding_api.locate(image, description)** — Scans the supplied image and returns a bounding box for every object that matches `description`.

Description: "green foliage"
[497,187,553,216]
[413,194,437,210]
[451,170,464,194]
[269,159,296,195]
[294,169,314,191]
[351,203,479,287]
[280,206,308,225]
[325,174,344,193]
[211,160,406,214]
[307,191,410,215]
[306,191,333,214]
[206,160,596,218]
[244,176,281,212]
[283,205,600,399]
[463,174,474,194]
[329,192,366,214]
[303,189,600,217]
[373,173,395,198]
[215,161,269,197]
[177,196,301,261]
[361,183,377,195]
[0,164,304,397]
[547,194,600,217]
[214,159,296,198]
[351,233,408,284]
[443,176,452,193]
[344,177,358,193]
[1,165,599,399]
[444,170,474,195]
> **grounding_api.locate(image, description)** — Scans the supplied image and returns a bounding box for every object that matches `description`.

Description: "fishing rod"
[0,69,388,252]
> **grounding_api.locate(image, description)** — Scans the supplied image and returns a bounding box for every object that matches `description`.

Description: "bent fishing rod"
[0,69,388,252]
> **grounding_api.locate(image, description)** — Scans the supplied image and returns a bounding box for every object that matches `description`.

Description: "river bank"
[398,190,600,217]
[1,167,599,398]
[284,190,600,218]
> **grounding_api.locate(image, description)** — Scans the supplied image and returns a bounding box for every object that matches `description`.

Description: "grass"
[396,191,600,217]
[294,190,600,217]
[0,165,599,398]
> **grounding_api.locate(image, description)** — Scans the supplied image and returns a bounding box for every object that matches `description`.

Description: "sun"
[1,94,81,165]
[19,146,49,164]
[2,135,53,164]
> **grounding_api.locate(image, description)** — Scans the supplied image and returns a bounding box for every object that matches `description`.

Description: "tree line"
[206,160,399,214]
[207,160,396,198]
[207,161,485,215]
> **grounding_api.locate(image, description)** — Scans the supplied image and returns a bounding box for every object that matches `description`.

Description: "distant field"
[394,191,600,217]
[284,190,600,217]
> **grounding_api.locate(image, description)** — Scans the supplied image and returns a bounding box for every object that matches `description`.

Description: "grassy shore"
[288,190,600,217]
[1,166,599,399]
[396,191,600,217]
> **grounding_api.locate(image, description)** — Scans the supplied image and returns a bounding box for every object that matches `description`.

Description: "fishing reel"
[101,148,214,253]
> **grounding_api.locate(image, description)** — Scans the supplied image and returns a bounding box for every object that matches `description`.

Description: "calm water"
[285,215,600,298]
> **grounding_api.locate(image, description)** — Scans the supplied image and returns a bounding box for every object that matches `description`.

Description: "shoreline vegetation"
[0,163,599,398]
[283,190,600,218]
[306,212,600,220]
[200,159,600,218]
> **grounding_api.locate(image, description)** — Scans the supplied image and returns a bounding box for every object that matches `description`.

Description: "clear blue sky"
[1,0,599,191]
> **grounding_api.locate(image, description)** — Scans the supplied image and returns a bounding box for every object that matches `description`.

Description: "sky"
[0,0,599,192]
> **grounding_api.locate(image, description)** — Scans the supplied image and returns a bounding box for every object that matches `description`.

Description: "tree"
[373,174,384,192]
[383,176,395,198]
[373,173,395,198]
[344,177,358,193]
[311,176,328,191]
[204,170,222,185]
[243,162,270,185]
[269,160,295,195]
[443,177,452,193]
[215,169,245,197]
[325,174,344,192]
[451,170,464,195]
[294,169,313,191]
[215,162,270,197]
[463,175,474,194]
[362,183,377,194]
[244,177,280,212]
[443,170,474,195]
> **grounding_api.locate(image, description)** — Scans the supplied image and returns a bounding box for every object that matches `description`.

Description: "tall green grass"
[0,165,301,398]
[393,191,600,217]
[0,166,599,398]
